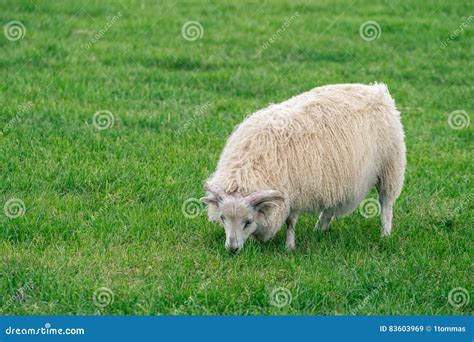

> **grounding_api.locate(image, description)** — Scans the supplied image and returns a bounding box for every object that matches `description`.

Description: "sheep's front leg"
[315,210,333,231]
[285,213,298,250]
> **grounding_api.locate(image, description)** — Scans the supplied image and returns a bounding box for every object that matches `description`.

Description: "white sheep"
[201,83,406,253]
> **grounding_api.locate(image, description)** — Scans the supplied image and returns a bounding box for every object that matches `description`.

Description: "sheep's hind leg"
[377,190,394,237]
[315,210,333,232]
[376,154,405,238]
[285,213,298,250]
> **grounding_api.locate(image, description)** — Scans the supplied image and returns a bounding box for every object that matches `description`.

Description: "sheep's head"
[200,182,284,254]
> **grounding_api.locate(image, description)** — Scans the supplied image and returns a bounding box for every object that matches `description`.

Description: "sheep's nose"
[227,246,240,254]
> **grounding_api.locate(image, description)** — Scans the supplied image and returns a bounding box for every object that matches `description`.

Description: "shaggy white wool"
[205,83,406,247]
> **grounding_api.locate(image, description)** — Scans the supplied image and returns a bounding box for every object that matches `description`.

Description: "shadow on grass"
[202,214,396,258]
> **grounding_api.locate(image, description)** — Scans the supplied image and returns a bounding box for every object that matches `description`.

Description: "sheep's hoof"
[315,224,330,232]
[285,242,295,250]
[381,230,391,238]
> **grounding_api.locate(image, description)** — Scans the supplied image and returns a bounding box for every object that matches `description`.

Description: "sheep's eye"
[244,219,253,228]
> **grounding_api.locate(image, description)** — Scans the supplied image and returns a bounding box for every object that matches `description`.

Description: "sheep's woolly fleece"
[208,83,406,216]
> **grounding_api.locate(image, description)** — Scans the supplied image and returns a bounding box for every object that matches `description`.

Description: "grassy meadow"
[0,0,472,315]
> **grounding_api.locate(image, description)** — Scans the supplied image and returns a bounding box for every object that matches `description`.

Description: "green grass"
[1,0,472,315]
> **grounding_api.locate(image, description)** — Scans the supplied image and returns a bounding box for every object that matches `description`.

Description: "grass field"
[1,0,472,315]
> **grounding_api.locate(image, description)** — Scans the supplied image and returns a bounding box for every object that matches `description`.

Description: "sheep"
[201,83,406,253]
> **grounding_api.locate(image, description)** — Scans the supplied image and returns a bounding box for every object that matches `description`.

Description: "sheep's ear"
[200,196,218,205]
[201,182,225,205]
[246,190,284,212]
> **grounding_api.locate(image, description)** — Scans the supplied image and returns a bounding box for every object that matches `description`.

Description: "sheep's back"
[214,83,404,212]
